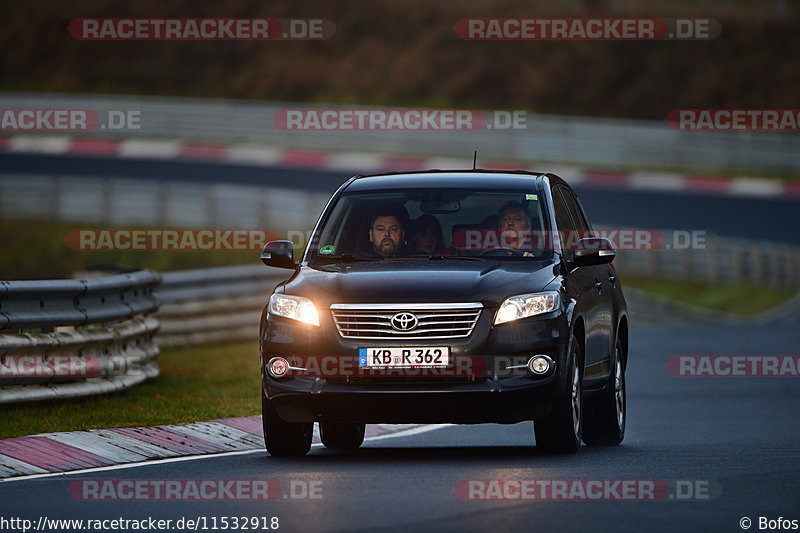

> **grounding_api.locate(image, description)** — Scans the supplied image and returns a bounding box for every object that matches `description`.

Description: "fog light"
[267,357,290,378]
[528,355,554,375]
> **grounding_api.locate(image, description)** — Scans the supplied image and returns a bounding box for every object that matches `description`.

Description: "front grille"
[330,303,482,340]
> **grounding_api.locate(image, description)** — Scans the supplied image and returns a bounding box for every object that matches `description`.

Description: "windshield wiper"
[320,254,376,262]
[381,255,483,261]
[427,254,482,261]
[321,254,484,262]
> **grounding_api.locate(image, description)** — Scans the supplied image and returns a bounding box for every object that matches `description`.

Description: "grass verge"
[0,341,260,440]
[622,277,795,315]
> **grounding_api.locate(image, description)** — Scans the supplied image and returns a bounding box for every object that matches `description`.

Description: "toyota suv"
[259,170,628,455]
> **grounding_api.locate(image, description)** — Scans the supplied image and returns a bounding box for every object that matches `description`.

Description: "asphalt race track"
[1,323,798,533]
[2,152,800,243]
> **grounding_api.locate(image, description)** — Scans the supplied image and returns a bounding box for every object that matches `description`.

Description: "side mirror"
[573,237,615,267]
[261,240,296,269]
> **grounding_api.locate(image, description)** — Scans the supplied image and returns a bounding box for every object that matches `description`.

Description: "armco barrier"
[0,270,161,404]
[155,264,288,346]
[0,173,331,235]
[606,232,800,290]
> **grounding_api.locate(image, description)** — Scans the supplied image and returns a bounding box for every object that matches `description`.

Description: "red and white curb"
[0,417,424,480]
[2,134,798,199]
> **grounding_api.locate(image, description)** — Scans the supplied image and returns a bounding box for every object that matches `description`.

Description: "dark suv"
[259,171,628,455]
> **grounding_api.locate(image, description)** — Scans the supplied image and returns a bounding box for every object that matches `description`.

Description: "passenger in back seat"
[409,214,444,255]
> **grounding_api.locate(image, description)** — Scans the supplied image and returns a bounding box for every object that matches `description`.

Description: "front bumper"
[259,307,569,424]
[268,377,557,424]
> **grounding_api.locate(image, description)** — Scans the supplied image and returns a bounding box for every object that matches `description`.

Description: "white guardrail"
[0,270,161,404]
[0,172,331,235]
[605,231,800,289]
[2,92,800,173]
[0,266,286,405]
[155,265,286,346]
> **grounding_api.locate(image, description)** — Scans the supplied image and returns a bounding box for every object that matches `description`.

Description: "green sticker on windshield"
[525,194,538,200]
[319,245,335,255]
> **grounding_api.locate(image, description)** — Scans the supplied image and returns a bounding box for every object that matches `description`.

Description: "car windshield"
[307,187,553,262]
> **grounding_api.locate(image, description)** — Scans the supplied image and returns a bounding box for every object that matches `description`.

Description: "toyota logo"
[391,312,419,331]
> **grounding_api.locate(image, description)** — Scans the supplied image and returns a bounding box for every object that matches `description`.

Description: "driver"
[368,205,409,257]
[498,201,535,256]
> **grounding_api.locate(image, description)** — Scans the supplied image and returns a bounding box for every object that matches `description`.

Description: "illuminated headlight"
[494,291,560,325]
[268,294,320,326]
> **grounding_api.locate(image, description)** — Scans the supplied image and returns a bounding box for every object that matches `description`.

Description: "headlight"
[494,291,560,325]
[268,294,320,326]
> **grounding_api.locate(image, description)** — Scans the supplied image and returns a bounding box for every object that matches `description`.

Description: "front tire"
[583,337,626,446]
[320,422,366,450]
[535,334,583,454]
[262,392,313,457]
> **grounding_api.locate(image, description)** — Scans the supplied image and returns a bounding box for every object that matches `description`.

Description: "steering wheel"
[478,248,526,256]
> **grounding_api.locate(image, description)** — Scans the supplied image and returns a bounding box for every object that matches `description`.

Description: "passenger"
[410,214,444,255]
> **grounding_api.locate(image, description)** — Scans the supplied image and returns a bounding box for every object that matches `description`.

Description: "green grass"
[623,277,795,315]
[0,341,261,440]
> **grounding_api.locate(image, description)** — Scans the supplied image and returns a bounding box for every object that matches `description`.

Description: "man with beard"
[368,205,409,258]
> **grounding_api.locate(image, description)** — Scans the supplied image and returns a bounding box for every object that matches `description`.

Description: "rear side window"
[560,187,591,232]
[552,187,576,232]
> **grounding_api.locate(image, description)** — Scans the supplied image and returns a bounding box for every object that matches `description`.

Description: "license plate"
[358,347,450,367]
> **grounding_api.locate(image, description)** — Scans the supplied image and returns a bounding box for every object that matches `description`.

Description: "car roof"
[344,169,566,192]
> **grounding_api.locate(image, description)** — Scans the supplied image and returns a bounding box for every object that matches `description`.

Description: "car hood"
[280,259,559,308]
